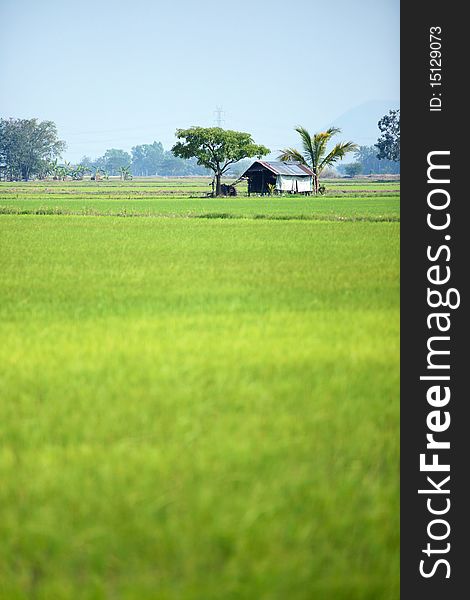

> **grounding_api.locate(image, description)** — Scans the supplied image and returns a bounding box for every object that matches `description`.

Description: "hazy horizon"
[0,0,399,162]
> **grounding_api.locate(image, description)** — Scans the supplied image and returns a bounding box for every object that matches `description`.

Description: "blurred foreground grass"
[0,215,399,599]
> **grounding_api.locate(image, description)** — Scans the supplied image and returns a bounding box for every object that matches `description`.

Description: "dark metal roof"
[242,160,314,177]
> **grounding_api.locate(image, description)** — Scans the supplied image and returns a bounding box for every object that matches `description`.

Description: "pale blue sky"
[0,0,399,162]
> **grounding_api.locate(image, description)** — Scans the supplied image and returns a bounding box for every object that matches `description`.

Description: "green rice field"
[0,178,400,599]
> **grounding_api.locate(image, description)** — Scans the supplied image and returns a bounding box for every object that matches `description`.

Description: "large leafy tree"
[279,126,356,194]
[131,141,164,176]
[354,145,400,175]
[102,148,131,176]
[376,109,400,162]
[157,152,208,177]
[172,127,269,196]
[0,118,66,180]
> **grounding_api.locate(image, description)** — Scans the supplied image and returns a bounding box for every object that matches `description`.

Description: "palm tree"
[54,160,72,181]
[48,158,59,180]
[55,165,68,181]
[279,126,357,194]
[119,165,132,180]
[70,164,89,180]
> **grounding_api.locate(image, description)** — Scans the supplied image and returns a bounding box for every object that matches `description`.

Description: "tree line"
[1,110,399,185]
[80,143,210,178]
[0,118,210,181]
[338,146,400,177]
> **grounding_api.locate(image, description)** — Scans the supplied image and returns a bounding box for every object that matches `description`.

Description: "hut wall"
[247,170,276,194]
[275,175,313,192]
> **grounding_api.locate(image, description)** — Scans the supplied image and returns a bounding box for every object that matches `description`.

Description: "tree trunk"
[313,172,319,194]
[215,172,221,197]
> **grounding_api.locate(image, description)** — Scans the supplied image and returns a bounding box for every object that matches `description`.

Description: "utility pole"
[214,106,225,128]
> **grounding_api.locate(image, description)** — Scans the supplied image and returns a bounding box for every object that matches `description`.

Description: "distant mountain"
[325,99,399,152]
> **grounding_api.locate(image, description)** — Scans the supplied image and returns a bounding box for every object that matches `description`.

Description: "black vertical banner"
[401,2,468,598]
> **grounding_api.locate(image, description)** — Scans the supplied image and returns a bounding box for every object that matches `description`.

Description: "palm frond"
[281,127,355,183]
[312,132,331,167]
[294,126,315,166]
[325,126,341,137]
[278,148,307,165]
[313,128,343,167]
